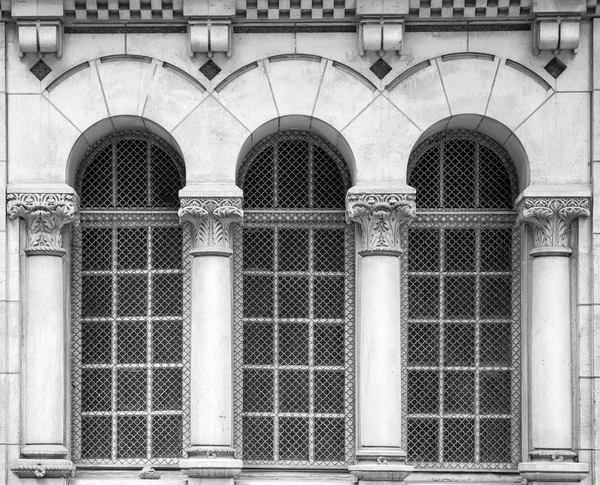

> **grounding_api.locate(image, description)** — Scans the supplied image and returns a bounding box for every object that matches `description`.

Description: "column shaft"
[191,254,233,447]
[358,255,402,448]
[530,254,572,449]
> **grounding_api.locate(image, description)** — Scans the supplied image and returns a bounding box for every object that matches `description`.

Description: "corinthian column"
[7,187,79,480]
[178,186,243,484]
[517,196,590,484]
[346,187,415,484]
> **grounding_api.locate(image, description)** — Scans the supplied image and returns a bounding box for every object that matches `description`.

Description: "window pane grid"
[234,216,355,467]
[402,215,521,469]
[71,213,191,465]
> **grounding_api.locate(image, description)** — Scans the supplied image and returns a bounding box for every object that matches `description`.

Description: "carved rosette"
[346,192,416,255]
[7,192,80,256]
[517,197,589,253]
[179,197,243,254]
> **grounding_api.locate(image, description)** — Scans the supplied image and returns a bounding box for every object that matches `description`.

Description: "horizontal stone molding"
[516,197,589,254]
[346,191,416,255]
[179,197,243,253]
[7,192,80,256]
[10,459,75,479]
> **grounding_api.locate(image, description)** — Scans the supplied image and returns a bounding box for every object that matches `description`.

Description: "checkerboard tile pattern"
[63,0,184,21]
[235,0,357,20]
[407,0,532,18]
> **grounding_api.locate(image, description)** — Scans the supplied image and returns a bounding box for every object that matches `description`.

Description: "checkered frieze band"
[236,0,357,20]
[63,0,184,21]
[407,0,532,18]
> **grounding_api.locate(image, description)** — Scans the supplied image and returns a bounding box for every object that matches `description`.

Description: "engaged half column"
[8,188,79,480]
[346,187,415,484]
[179,188,243,484]
[517,196,590,484]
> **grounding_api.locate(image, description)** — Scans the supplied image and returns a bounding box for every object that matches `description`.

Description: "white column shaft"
[530,254,572,449]
[25,254,65,445]
[191,254,233,447]
[358,254,402,448]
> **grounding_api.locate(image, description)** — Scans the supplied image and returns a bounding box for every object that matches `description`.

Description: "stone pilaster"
[517,196,590,484]
[178,188,243,483]
[7,188,78,479]
[346,187,415,483]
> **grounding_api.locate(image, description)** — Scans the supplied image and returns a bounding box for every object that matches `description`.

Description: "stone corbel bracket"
[533,17,580,55]
[17,20,63,58]
[188,19,233,58]
[359,18,404,57]
[10,459,75,479]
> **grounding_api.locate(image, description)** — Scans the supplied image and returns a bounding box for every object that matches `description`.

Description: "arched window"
[406,130,521,469]
[71,131,189,465]
[234,130,355,466]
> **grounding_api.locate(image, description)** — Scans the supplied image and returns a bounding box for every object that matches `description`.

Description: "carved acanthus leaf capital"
[346,192,416,254]
[7,192,80,256]
[179,197,243,252]
[517,197,589,251]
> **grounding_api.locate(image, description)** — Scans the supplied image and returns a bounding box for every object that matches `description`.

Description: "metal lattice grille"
[404,131,520,470]
[71,134,189,465]
[234,131,355,467]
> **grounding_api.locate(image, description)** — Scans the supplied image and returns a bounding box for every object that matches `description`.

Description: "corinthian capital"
[8,192,80,256]
[179,197,243,254]
[346,191,416,255]
[517,197,589,253]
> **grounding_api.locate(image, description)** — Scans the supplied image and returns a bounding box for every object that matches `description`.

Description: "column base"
[10,458,75,479]
[519,461,589,484]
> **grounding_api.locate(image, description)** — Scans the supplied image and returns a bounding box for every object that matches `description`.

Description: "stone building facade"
[0,1,597,485]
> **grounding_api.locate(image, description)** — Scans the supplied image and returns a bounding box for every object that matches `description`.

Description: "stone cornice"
[179,197,243,254]
[516,197,589,253]
[7,192,80,256]
[346,192,416,255]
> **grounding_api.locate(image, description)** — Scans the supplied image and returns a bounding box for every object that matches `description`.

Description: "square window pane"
[408,418,439,462]
[481,229,512,272]
[117,369,147,412]
[279,417,309,461]
[243,228,274,271]
[243,322,274,365]
[279,370,309,413]
[314,371,344,413]
[243,417,274,461]
[480,371,511,414]
[314,276,344,319]
[152,415,182,458]
[279,323,308,365]
[278,229,308,271]
[117,415,147,459]
[82,416,112,459]
[243,275,274,318]
[117,275,147,317]
[444,276,475,319]
[314,324,344,366]
[480,418,511,463]
[408,370,439,414]
[82,227,111,271]
[444,323,475,366]
[82,368,111,412]
[315,418,345,462]
[409,276,439,319]
[82,275,112,317]
[481,276,511,319]
[153,321,183,364]
[243,369,273,413]
[481,323,512,366]
[117,228,147,270]
[444,229,475,272]
[279,276,308,319]
[152,274,183,317]
[152,227,182,270]
[117,322,146,364]
[443,418,475,462]
[443,371,475,414]
[408,322,439,366]
[314,229,344,272]
[153,368,182,411]
[82,321,111,364]
[409,228,440,272]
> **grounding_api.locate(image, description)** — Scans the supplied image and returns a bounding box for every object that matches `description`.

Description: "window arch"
[233,130,355,467]
[71,131,190,465]
[405,130,521,469]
